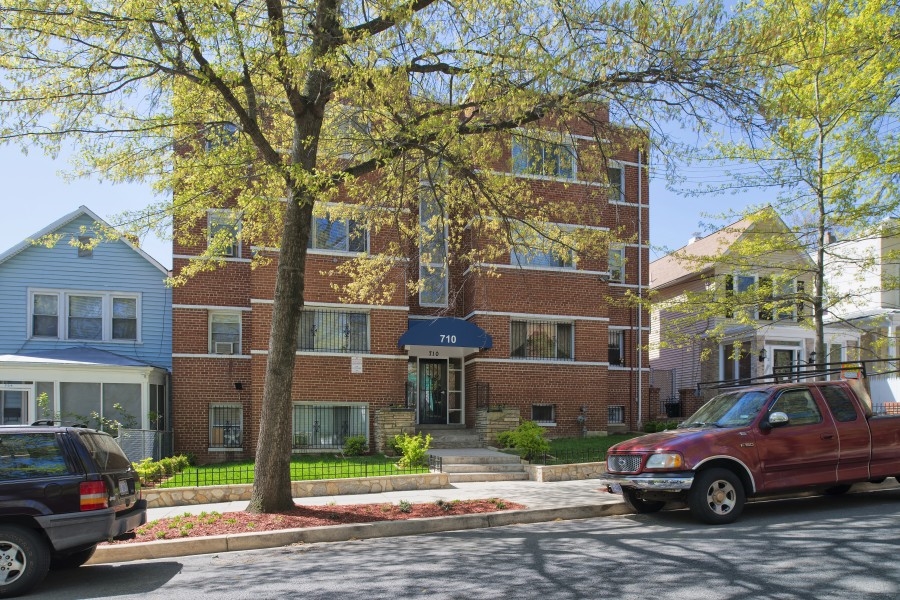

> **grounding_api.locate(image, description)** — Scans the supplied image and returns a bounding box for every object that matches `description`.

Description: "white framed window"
[720,341,752,383]
[207,209,241,257]
[209,312,241,355]
[511,320,573,360]
[511,135,576,180]
[209,403,243,449]
[419,189,448,306]
[607,164,624,202]
[608,245,625,283]
[308,213,368,253]
[29,290,140,342]
[608,329,626,367]
[724,273,760,319]
[298,308,369,353]
[510,223,576,270]
[608,405,625,425]
[532,404,556,425]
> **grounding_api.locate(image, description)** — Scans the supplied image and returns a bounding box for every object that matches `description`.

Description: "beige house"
[649,210,857,409]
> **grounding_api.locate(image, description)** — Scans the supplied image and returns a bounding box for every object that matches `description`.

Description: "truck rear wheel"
[689,468,745,525]
[0,525,50,598]
[622,488,666,513]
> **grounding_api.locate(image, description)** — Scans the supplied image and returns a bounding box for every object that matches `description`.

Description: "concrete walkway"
[91,478,629,564]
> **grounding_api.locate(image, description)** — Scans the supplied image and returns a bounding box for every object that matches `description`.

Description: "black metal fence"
[155,455,440,488]
[528,448,606,466]
[872,403,900,416]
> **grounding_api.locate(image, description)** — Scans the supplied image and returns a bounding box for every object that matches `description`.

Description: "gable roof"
[650,208,804,290]
[0,205,167,275]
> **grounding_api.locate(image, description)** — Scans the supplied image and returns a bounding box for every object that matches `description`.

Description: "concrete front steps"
[417,425,482,449]
[427,449,529,483]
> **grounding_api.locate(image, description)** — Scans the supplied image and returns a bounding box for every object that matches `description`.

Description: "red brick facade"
[172,110,651,463]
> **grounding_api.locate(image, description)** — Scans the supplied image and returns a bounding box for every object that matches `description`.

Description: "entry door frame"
[406,347,466,426]
[418,358,448,425]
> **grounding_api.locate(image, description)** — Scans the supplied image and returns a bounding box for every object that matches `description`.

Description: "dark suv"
[0,422,147,597]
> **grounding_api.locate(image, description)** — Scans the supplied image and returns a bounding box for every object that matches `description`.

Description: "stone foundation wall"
[142,472,450,509]
[476,407,520,446]
[525,462,606,482]
[374,408,416,455]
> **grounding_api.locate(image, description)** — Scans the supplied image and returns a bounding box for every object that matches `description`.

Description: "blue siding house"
[0,206,171,433]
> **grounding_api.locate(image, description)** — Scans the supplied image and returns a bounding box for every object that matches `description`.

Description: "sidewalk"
[90,478,630,564]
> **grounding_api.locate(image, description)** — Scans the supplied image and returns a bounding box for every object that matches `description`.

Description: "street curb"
[90,502,631,564]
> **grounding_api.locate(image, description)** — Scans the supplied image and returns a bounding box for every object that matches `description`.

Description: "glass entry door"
[773,348,799,381]
[418,359,447,424]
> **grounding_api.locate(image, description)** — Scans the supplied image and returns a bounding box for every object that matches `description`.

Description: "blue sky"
[1,144,752,270]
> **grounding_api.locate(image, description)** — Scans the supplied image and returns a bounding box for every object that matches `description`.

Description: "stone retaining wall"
[374,408,416,455]
[476,407,520,446]
[525,462,606,482]
[143,472,450,509]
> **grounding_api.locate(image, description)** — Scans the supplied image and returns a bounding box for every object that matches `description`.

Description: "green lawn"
[158,454,428,488]
[548,434,639,454]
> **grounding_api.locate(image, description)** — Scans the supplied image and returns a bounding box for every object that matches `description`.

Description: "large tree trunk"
[246,186,315,513]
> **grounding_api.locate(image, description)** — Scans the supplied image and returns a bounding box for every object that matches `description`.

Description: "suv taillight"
[80,481,109,511]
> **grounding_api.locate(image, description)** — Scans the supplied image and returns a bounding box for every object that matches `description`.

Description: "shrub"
[496,430,515,449]
[393,432,432,469]
[643,421,658,433]
[504,420,550,461]
[343,435,368,456]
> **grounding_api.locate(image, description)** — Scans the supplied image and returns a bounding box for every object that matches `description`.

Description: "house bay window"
[511,320,573,360]
[298,309,369,353]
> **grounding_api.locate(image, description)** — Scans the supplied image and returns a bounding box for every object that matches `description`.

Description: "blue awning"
[398,317,493,349]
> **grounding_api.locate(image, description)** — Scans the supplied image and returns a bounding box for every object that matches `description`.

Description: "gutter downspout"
[637,149,644,429]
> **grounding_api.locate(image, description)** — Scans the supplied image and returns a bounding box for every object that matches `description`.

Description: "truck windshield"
[681,390,770,428]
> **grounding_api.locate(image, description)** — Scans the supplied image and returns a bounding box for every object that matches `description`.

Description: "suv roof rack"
[30,419,60,426]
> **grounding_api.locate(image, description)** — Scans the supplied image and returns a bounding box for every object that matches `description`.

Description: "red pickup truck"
[601,378,900,524]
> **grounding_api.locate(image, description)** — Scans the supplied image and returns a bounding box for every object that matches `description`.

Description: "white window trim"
[209,402,243,451]
[608,244,625,283]
[419,194,449,307]
[208,311,242,355]
[207,208,242,258]
[509,222,578,271]
[510,319,575,361]
[607,161,626,204]
[298,308,372,354]
[511,132,578,181]
[28,288,142,343]
[308,203,370,255]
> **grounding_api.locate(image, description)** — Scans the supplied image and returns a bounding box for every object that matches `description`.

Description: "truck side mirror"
[761,411,789,431]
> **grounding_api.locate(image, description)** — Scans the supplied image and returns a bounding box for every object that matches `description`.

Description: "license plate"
[609,483,622,494]
[119,479,130,495]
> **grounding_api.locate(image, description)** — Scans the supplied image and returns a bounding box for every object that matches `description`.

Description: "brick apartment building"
[171,107,650,463]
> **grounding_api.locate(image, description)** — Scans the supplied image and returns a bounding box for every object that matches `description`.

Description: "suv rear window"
[0,432,70,480]
[78,431,132,471]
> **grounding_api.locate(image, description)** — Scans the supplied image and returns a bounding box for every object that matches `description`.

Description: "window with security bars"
[532,404,555,424]
[292,403,368,449]
[511,320,573,360]
[298,309,369,353]
[608,405,625,424]
[210,404,242,449]
[608,330,625,366]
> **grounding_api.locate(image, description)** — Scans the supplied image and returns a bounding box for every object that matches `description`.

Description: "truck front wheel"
[689,468,745,525]
[622,488,666,513]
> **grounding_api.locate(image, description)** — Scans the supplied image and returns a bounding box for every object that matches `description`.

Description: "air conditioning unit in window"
[214,342,235,355]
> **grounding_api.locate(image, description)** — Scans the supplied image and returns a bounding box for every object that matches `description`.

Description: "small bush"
[393,432,432,469]
[504,420,550,461]
[343,435,368,456]
[496,430,515,449]
[398,500,412,514]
